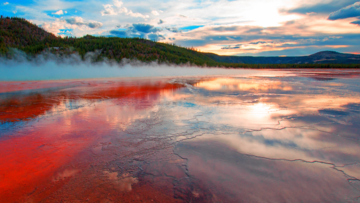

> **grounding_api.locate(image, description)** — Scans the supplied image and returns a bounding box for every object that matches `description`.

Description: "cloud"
[53,10,64,15]
[152,10,159,16]
[5,0,360,56]
[174,39,208,47]
[148,33,165,41]
[102,4,116,15]
[129,23,160,33]
[328,2,360,20]
[3,2,9,5]
[165,27,180,33]
[109,23,164,41]
[351,20,360,25]
[212,26,239,32]
[283,0,359,15]
[101,0,149,18]
[221,44,242,50]
[250,41,268,45]
[113,0,123,8]
[170,16,360,56]
[65,17,103,29]
[109,30,129,38]
[41,20,66,36]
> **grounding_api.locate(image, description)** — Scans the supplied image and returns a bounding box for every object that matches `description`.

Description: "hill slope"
[0,17,56,52]
[0,17,219,66]
[1,17,360,68]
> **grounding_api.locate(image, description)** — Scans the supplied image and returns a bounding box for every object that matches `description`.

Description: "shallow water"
[1,69,360,202]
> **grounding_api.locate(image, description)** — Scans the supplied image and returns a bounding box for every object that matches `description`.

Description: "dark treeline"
[1,17,359,69]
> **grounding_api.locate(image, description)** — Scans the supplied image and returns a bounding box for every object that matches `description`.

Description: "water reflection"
[195,78,293,91]
[184,76,360,164]
[0,79,183,202]
[1,70,360,202]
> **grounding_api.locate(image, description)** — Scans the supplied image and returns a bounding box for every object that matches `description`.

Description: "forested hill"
[1,17,360,68]
[0,17,219,67]
[0,17,57,52]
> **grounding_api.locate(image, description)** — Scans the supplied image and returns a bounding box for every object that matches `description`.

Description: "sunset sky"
[2,0,360,56]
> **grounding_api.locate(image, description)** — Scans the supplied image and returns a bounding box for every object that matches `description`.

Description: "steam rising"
[0,50,276,81]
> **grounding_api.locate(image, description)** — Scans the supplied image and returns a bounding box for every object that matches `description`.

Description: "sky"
[1,0,360,56]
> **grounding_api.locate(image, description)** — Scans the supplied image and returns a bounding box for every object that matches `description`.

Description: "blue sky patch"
[44,9,83,18]
[179,25,204,32]
[58,29,73,36]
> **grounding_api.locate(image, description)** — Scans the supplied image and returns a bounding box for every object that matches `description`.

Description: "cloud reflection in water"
[1,70,360,202]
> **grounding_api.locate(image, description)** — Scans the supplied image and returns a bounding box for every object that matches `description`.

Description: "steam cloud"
[0,49,274,81]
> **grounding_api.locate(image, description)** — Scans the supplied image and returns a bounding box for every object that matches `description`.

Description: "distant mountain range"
[0,17,359,68]
[206,51,360,64]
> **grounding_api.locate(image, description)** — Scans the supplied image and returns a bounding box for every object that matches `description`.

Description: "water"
[0,69,360,202]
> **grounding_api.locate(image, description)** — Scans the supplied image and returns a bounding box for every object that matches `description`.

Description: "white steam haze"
[0,50,281,81]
